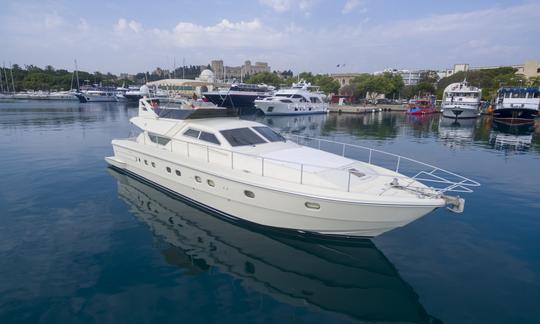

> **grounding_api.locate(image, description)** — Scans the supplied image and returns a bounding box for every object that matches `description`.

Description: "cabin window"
[534,92,540,98]
[199,131,221,145]
[149,133,171,145]
[292,94,303,99]
[184,128,201,138]
[310,97,321,103]
[220,128,266,147]
[144,160,148,165]
[175,170,181,176]
[244,190,255,198]
[252,126,285,142]
[195,176,202,183]
[280,99,293,103]
[207,179,215,187]
[151,162,156,168]
[166,167,171,173]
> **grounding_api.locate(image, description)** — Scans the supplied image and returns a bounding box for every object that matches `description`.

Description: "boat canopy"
[497,87,540,93]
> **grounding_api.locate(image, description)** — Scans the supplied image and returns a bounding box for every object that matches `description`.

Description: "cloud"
[151,19,283,49]
[259,0,316,13]
[77,18,89,32]
[114,18,143,34]
[44,12,63,29]
[342,0,364,14]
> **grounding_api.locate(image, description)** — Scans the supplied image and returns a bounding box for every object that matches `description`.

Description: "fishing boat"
[406,98,436,115]
[105,97,479,238]
[441,81,481,119]
[254,80,328,115]
[493,87,539,125]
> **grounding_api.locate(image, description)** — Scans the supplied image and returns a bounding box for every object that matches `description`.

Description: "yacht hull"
[75,93,118,103]
[493,108,537,125]
[106,146,442,238]
[442,105,479,119]
[255,101,328,115]
[203,93,270,109]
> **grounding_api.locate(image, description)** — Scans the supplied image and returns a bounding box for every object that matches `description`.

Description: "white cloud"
[342,0,361,14]
[77,18,89,32]
[151,19,282,49]
[259,0,316,13]
[114,18,143,34]
[44,12,63,29]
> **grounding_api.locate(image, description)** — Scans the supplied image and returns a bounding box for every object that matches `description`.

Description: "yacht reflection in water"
[438,116,477,149]
[109,168,440,323]
[489,121,535,151]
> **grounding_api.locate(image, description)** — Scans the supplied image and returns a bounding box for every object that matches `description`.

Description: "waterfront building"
[330,73,363,87]
[210,59,271,81]
[443,60,540,79]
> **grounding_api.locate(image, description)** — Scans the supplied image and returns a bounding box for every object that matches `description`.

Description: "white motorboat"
[105,98,479,238]
[255,80,328,115]
[441,81,481,119]
[74,86,120,103]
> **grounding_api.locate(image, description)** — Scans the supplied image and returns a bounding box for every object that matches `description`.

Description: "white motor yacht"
[255,80,328,115]
[105,98,479,238]
[441,81,482,119]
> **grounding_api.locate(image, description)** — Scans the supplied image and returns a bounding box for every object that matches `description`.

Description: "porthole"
[175,170,181,176]
[207,179,215,187]
[166,167,171,173]
[195,176,202,183]
[144,160,148,165]
[244,190,255,198]
[151,162,156,168]
[305,202,320,210]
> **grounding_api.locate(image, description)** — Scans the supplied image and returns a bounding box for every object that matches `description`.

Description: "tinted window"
[199,131,220,145]
[184,129,200,138]
[253,126,285,142]
[220,128,266,147]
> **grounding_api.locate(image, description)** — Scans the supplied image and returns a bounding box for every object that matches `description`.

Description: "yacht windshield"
[220,128,266,147]
[252,126,285,142]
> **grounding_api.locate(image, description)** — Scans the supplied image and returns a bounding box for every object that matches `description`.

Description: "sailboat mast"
[9,62,15,93]
[0,65,4,93]
[75,59,80,90]
[3,62,11,93]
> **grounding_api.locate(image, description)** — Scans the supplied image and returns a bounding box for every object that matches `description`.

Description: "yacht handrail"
[284,134,480,194]
[133,131,480,194]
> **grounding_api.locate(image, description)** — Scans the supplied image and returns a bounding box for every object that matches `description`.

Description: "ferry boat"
[441,81,481,119]
[105,97,478,238]
[406,97,436,115]
[254,80,328,115]
[202,82,274,109]
[493,87,540,125]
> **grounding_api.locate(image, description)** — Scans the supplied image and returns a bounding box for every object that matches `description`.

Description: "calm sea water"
[0,101,539,323]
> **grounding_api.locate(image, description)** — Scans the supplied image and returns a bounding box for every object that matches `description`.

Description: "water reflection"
[0,102,129,128]
[438,117,477,149]
[109,168,440,323]
[489,122,535,151]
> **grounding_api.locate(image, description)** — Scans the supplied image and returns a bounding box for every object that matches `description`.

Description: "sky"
[1,0,539,75]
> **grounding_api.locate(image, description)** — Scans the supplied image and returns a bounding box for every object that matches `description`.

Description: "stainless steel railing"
[136,131,480,194]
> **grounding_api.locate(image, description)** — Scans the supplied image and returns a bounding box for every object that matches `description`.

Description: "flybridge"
[139,97,233,120]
